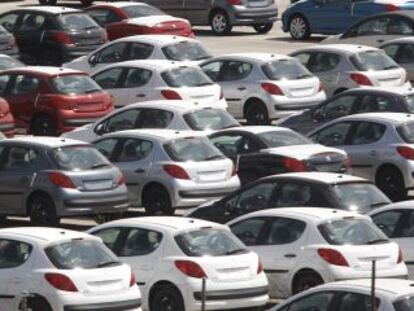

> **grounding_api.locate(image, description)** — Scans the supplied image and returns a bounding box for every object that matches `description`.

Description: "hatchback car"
[381,37,414,82]
[209,126,348,185]
[91,60,226,109]
[64,35,211,73]
[0,25,18,57]
[200,53,326,124]
[0,97,14,137]
[0,6,107,65]
[228,208,407,298]
[290,44,410,97]
[63,100,240,142]
[0,66,113,136]
[0,54,23,70]
[0,227,142,311]
[88,216,269,311]
[0,137,129,226]
[186,172,391,223]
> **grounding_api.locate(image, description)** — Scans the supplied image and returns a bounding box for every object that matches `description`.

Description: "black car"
[186,172,391,224]
[0,7,107,66]
[0,25,18,57]
[0,54,24,70]
[278,88,414,135]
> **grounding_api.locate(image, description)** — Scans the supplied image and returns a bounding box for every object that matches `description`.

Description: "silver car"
[308,112,414,202]
[0,136,129,226]
[380,37,414,83]
[93,129,240,215]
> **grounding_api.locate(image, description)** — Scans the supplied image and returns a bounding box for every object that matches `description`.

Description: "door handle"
[135,168,146,174]
[369,150,378,156]
[284,253,297,258]
[237,86,246,91]
[136,94,146,98]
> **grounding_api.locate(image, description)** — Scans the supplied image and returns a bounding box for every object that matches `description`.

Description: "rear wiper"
[85,25,98,30]
[97,261,121,268]
[85,89,101,94]
[296,74,312,79]
[205,155,224,161]
[226,248,247,255]
[370,202,389,208]
[91,163,110,169]
[222,124,239,129]
[197,82,214,86]
[383,65,399,70]
[367,239,389,245]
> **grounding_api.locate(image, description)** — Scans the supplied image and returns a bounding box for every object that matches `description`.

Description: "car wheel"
[289,14,310,40]
[28,194,59,226]
[150,287,184,311]
[210,10,232,35]
[38,0,57,5]
[143,185,174,216]
[376,166,407,201]
[31,115,56,136]
[20,297,52,311]
[253,23,273,34]
[246,101,270,125]
[293,271,323,294]
[81,0,94,5]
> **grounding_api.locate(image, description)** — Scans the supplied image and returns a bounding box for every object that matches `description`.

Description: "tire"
[38,0,57,5]
[253,23,273,34]
[376,166,407,201]
[143,185,174,215]
[292,271,323,294]
[245,100,270,125]
[31,115,56,136]
[289,14,310,40]
[81,0,94,5]
[210,10,232,35]
[20,297,52,311]
[150,286,184,311]
[28,194,59,227]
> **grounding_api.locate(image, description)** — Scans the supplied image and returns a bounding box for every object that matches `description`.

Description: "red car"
[86,2,194,41]
[0,97,14,137]
[0,67,113,136]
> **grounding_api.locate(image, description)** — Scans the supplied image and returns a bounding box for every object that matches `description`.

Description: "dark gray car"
[0,137,129,225]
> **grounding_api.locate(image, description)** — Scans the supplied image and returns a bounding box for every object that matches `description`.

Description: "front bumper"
[64,299,142,311]
[228,5,278,25]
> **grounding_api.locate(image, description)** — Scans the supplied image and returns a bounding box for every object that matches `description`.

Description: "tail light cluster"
[117,170,125,186]
[45,273,78,292]
[231,163,237,176]
[257,257,263,274]
[161,90,182,100]
[175,260,206,278]
[397,146,414,160]
[48,172,75,189]
[130,270,136,287]
[163,164,190,180]
[318,248,349,267]
[398,247,404,264]
[282,157,306,172]
[350,73,372,86]
[385,4,399,11]
[227,0,243,4]
[53,32,75,47]
[261,83,284,96]
[8,37,16,49]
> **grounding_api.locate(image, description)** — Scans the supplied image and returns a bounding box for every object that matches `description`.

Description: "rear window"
[261,59,312,80]
[175,228,248,257]
[350,50,399,71]
[164,136,224,162]
[51,74,102,95]
[45,239,120,269]
[403,94,414,113]
[58,13,100,31]
[123,4,164,18]
[161,67,213,87]
[0,57,23,70]
[183,109,239,130]
[394,296,414,311]
[162,41,211,61]
[397,120,414,143]
[258,130,311,147]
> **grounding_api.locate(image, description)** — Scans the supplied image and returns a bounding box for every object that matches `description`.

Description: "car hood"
[126,15,189,27]
[261,144,347,160]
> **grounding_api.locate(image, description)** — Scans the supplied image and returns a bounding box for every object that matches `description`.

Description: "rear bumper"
[64,299,142,311]
[193,286,269,301]
[228,5,278,25]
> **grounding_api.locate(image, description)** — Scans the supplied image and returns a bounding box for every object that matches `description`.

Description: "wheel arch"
[291,268,324,294]
[148,280,184,310]
[25,190,54,216]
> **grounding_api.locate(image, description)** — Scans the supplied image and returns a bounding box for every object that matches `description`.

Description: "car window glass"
[356,17,389,36]
[237,182,277,213]
[288,292,335,311]
[397,44,414,64]
[0,239,32,268]
[201,61,224,81]
[338,292,379,311]
[312,122,352,146]
[94,138,118,159]
[382,44,400,60]
[277,183,313,207]
[323,95,357,119]
[292,53,311,67]
[128,43,154,60]
[123,68,152,88]
[140,109,173,128]
[265,217,306,245]
[350,122,385,145]
[210,134,260,157]
[387,17,414,35]
[400,211,414,238]
[0,13,19,32]
[96,43,128,63]
[101,109,142,134]
[308,52,340,73]
[119,228,162,256]
[2,147,38,170]
[371,210,403,238]
[118,139,153,162]
[93,228,122,250]
[221,61,253,81]
[19,14,45,31]
[10,75,39,95]
[0,75,11,96]
[93,68,123,89]
[87,9,120,26]
[359,95,397,112]
[230,218,267,246]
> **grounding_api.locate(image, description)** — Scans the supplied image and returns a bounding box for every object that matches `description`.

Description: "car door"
[181,0,209,24]
[312,94,360,126]
[143,0,184,17]
[357,93,402,113]
[93,67,128,108]
[94,108,144,137]
[384,43,414,83]
[340,16,390,47]
[123,67,154,104]
[309,121,355,151]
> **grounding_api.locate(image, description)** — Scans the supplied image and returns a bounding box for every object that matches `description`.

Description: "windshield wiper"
[91,163,110,169]
[367,238,389,245]
[226,248,247,255]
[97,261,121,268]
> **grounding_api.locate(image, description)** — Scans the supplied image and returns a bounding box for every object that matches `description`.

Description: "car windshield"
[58,13,100,31]
[331,182,391,213]
[161,67,214,87]
[0,57,23,70]
[175,228,248,257]
[183,109,239,130]
[394,296,414,311]
[50,146,111,171]
[51,74,102,95]
[318,218,389,246]
[258,130,312,147]
[404,94,414,113]
[162,41,211,61]
[123,4,164,18]
[164,136,224,162]
[45,239,120,269]
[350,50,399,71]
[261,59,313,80]
[397,120,414,143]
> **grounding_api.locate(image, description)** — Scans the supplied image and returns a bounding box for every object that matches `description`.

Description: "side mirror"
[88,54,97,66]
[95,123,105,136]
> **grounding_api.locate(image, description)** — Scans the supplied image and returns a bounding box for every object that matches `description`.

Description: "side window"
[0,239,32,268]
[350,122,386,145]
[338,292,379,311]
[87,9,113,26]
[308,52,341,73]
[371,210,404,238]
[292,53,311,67]
[237,182,278,213]
[10,75,39,95]
[210,134,260,156]
[0,75,11,96]
[93,228,123,250]
[277,183,313,207]
[400,211,414,238]
[93,67,123,89]
[201,61,224,81]
[288,292,335,311]
[311,122,353,146]
[0,13,19,32]
[221,61,253,81]
[19,14,45,31]
[99,109,142,134]
[2,147,39,170]
[355,17,389,36]
[119,228,163,256]
[128,43,154,60]
[396,44,414,64]
[230,217,267,246]
[382,44,400,61]
[117,139,153,162]
[139,109,173,128]
[387,17,414,35]
[123,68,152,88]
[94,138,119,159]
[96,43,128,64]
[321,95,358,120]
[359,95,398,112]
[265,217,306,245]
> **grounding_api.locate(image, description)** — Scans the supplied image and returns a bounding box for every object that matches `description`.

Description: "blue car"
[282,0,414,40]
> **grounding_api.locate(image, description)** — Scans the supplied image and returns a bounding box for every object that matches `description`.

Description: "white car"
[200,53,326,125]
[290,44,411,97]
[62,100,240,142]
[0,227,142,311]
[88,216,269,311]
[63,35,212,73]
[380,37,414,83]
[91,60,227,109]
[227,207,407,299]
[93,129,240,215]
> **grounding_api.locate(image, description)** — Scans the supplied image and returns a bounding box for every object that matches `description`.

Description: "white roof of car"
[368,200,414,215]
[120,100,217,113]
[212,53,292,63]
[279,172,367,184]
[216,125,293,134]
[336,112,414,125]
[111,34,199,46]
[381,36,414,45]
[22,6,79,14]
[5,136,89,148]
[104,129,206,142]
[292,44,377,55]
[94,1,151,8]
[94,59,193,72]
[353,86,414,96]
[3,66,82,76]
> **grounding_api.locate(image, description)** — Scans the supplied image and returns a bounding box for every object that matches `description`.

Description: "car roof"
[95,59,193,71]
[380,35,414,45]
[123,100,218,112]
[111,34,198,46]
[268,172,367,184]
[0,66,83,76]
[17,6,80,14]
[101,129,206,142]
[3,136,89,148]
[345,86,414,96]
[293,44,377,55]
[366,10,414,20]
[214,125,293,134]
[91,1,151,8]
[333,112,414,125]
[211,53,292,63]
[368,200,414,215]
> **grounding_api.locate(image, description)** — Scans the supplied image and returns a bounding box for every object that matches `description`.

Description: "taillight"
[48,172,75,189]
[117,170,125,186]
[101,31,108,43]
[385,4,399,11]
[257,257,263,274]
[345,156,352,169]
[161,90,182,100]
[175,260,206,278]
[8,37,16,49]
[53,31,74,46]
[397,146,414,160]
[227,0,242,4]
[130,24,153,34]
[130,270,136,287]
[163,164,190,179]
[45,273,78,292]
[398,247,404,263]
[318,81,324,92]
[219,88,224,100]
[318,248,349,266]
[282,157,306,172]
[231,163,237,176]
[350,73,372,86]
[261,82,284,95]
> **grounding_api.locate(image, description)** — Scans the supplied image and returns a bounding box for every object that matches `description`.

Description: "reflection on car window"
[101,109,141,134]
[210,134,260,156]
[221,61,253,81]
[350,122,385,145]
[338,292,379,311]
[323,95,357,119]
[359,95,397,113]
[355,17,389,36]
[312,122,352,146]
[231,217,267,246]
[265,217,306,245]
[140,109,173,128]
[3,147,38,170]
[277,183,312,206]
[93,68,123,89]
[94,138,118,159]
[0,239,32,269]
[237,182,277,213]
[397,44,414,64]
[118,139,153,162]
[119,228,162,256]
[128,43,154,60]
[97,43,127,63]
[11,75,39,95]
[201,61,223,81]
[308,52,340,73]
[124,68,152,88]
[371,210,402,238]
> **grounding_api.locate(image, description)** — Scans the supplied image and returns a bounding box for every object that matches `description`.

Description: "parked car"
[323,11,414,48]
[277,87,414,135]
[381,37,414,83]
[88,216,269,311]
[0,25,18,57]
[209,126,348,185]
[0,6,107,66]
[86,2,193,41]
[0,227,142,311]
[290,44,410,97]
[200,53,326,124]
[0,54,24,70]
[63,35,211,73]
[0,67,113,136]
[62,100,240,142]
[38,0,94,5]
[0,97,14,137]
[282,0,414,40]
[91,60,227,109]
[93,129,240,215]
[186,172,391,223]
[228,207,406,298]
[308,112,414,201]
[0,137,129,225]
[143,0,278,35]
